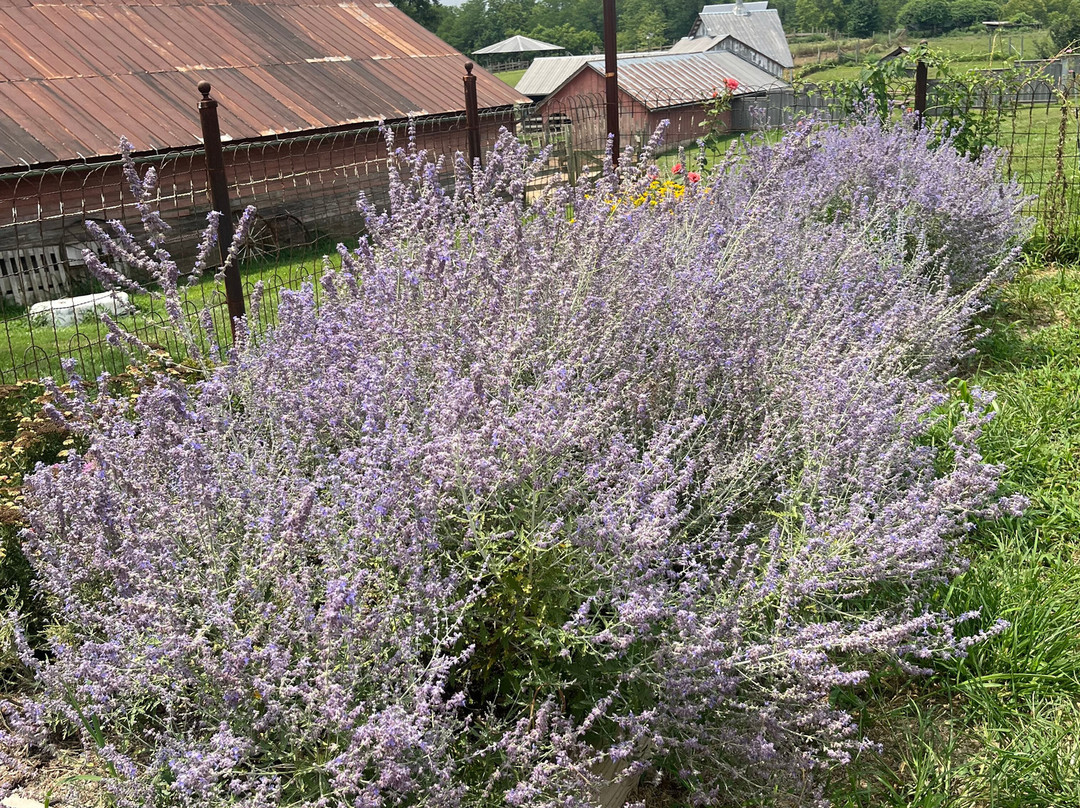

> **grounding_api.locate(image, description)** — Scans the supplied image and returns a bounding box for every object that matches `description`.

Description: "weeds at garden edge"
[828,260,1080,808]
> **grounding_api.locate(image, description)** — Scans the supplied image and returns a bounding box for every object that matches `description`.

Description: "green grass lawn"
[1001,102,1080,189]
[495,69,526,88]
[828,259,1080,807]
[0,248,335,383]
[797,29,1052,85]
[933,29,1045,63]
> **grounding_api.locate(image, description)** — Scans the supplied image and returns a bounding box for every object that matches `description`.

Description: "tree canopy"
[396,0,704,57]
[390,0,1056,57]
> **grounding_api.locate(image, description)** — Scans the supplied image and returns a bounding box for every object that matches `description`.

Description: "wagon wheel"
[267,213,310,252]
[231,211,278,265]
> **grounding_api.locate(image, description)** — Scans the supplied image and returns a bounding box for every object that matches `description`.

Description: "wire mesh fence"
[514,69,1080,242]
[0,148,224,384]
[996,82,1080,247]
[1,68,1078,384]
[0,110,513,384]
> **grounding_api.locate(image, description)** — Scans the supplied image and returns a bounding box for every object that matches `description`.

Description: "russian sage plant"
[1,118,1027,807]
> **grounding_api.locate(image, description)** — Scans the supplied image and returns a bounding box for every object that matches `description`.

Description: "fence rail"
[1,65,1078,384]
[0,103,520,384]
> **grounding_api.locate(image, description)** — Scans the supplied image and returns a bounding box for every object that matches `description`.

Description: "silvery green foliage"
[2,118,1027,807]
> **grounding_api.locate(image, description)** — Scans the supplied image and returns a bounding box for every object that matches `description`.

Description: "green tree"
[530,0,602,37]
[897,0,953,32]
[618,0,670,50]
[878,0,907,28]
[436,0,705,59]
[391,0,446,29]
[949,0,1001,27]
[437,0,498,53]
[659,0,708,39]
[435,6,459,43]
[631,9,670,49]
[529,23,602,53]
[796,0,848,32]
[1000,0,1069,24]
[489,0,536,37]
[848,0,881,35]
[1049,0,1080,49]
[1007,11,1041,26]
[772,0,797,23]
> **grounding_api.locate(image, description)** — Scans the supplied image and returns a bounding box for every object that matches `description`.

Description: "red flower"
[687,171,701,183]
[724,77,739,91]
[672,162,683,174]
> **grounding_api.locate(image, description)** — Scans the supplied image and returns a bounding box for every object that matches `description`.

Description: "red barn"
[537,51,785,160]
[0,0,529,305]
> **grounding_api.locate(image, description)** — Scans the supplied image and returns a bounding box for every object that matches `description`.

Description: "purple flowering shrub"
[711,118,1026,291]
[0,119,1027,807]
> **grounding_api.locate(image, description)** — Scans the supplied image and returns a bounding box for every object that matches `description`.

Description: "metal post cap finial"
[465,62,474,74]
[198,80,212,98]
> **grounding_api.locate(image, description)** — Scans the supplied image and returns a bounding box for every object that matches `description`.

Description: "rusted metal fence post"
[914,42,928,130]
[463,63,482,168]
[197,81,245,338]
[603,0,619,162]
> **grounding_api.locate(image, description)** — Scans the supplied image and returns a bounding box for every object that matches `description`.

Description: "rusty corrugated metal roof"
[0,0,529,169]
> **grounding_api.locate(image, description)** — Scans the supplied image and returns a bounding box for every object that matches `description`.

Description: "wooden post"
[603,0,619,162]
[914,42,928,129]
[463,62,482,168]
[565,124,577,186]
[197,81,244,338]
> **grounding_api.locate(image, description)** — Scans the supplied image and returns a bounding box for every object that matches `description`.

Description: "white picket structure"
[0,245,68,307]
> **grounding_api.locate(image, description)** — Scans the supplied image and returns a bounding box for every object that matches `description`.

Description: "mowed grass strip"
[0,248,336,383]
[829,260,1080,808]
[494,69,526,88]
[797,30,1052,83]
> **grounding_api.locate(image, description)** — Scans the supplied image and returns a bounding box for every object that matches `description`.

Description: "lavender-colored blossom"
[217,205,256,283]
[189,210,222,282]
[1,117,1028,807]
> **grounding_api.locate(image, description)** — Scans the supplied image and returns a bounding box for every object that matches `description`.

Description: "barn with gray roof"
[534,50,786,159]
[519,0,793,104]
[523,0,791,162]
[684,0,794,77]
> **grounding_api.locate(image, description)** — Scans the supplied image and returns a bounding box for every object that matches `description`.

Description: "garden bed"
[0,118,1044,807]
